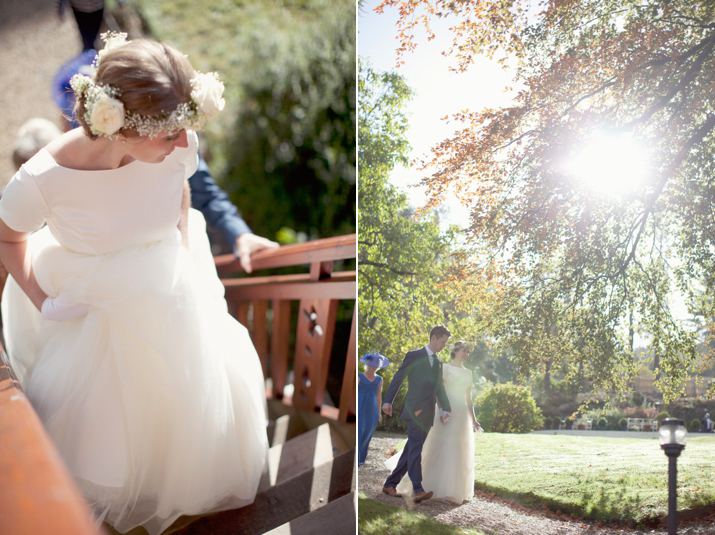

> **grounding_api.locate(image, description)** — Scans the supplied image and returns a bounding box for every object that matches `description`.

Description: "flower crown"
[450,341,472,353]
[69,32,225,139]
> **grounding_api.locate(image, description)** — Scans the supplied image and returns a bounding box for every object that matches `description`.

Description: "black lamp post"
[660,419,687,535]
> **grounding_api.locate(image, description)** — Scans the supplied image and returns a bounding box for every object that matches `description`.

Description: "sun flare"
[565,134,650,196]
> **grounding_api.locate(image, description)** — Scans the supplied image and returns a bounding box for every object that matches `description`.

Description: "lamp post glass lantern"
[660,419,687,448]
[660,419,686,535]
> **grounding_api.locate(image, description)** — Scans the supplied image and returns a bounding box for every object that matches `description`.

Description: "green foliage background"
[131,0,356,242]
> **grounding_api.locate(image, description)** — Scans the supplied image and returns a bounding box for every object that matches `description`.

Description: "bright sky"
[358,0,516,226]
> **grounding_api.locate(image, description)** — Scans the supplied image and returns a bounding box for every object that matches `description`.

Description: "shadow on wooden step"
[267,399,355,454]
[264,492,356,535]
[168,448,355,534]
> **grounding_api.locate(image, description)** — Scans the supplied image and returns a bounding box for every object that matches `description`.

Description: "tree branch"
[359,259,417,276]
[626,33,715,128]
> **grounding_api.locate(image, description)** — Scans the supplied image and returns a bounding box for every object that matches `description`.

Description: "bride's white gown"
[0,132,268,534]
[385,364,475,503]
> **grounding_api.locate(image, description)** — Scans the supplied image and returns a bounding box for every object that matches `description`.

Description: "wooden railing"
[214,233,357,423]
[0,347,101,535]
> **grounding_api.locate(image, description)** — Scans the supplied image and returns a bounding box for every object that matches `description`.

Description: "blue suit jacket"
[384,347,451,429]
[188,155,252,247]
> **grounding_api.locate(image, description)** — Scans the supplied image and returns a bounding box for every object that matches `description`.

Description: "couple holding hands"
[381,325,482,505]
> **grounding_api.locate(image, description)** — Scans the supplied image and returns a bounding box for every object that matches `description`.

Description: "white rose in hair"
[90,94,125,135]
[191,72,225,118]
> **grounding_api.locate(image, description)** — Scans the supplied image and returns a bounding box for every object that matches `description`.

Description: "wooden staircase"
[0,235,356,535]
[159,410,355,535]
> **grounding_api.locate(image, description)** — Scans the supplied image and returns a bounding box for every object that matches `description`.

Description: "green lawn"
[358,492,487,535]
[470,433,715,526]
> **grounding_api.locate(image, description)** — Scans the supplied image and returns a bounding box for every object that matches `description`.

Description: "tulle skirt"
[385,399,475,503]
[2,210,268,534]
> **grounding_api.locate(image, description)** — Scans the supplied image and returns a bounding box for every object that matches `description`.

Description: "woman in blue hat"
[358,352,389,466]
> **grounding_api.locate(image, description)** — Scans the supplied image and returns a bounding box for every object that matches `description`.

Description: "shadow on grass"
[358,493,485,535]
[473,473,657,529]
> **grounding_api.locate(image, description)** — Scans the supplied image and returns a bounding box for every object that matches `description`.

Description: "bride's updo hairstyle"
[75,40,195,140]
[450,341,469,360]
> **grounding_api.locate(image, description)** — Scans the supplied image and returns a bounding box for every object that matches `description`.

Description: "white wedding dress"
[0,132,268,534]
[385,364,475,503]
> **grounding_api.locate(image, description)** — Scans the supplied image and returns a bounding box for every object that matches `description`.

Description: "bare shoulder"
[46,129,111,170]
[45,129,90,167]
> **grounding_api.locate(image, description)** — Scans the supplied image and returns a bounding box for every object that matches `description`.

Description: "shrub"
[542,416,552,429]
[476,382,544,433]
[619,418,628,430]
[632,392,645,407]
[691,419,703,432]
[597,418,607,429]
[222,3,356,242]
[656,411,670,423]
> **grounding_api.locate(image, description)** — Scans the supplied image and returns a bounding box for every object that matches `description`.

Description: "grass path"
[359,493,487,535]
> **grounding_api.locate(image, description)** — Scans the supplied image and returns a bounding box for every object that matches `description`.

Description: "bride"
[0,33,268,534]
[386,340,481,504]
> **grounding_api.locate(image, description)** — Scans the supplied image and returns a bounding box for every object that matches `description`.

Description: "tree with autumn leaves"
[375,0,715,401]
[358,58,482,410]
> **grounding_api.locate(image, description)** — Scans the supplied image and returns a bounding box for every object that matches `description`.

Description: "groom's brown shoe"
[382,486,401,498]
[413,490,433,503]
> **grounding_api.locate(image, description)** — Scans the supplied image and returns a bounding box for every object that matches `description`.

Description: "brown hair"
[450,341,469,360]
[76,40,195,139]
[429,324,451,342]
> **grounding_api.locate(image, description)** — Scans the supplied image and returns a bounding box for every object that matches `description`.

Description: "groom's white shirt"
[424,345,435,367]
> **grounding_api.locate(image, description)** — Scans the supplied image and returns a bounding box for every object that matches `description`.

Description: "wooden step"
[266,414,291,447]
[263,492,356,535]
[260,423,334,489]
[169,448,355,534]
[108,418,355,535]
[266,399,355,453]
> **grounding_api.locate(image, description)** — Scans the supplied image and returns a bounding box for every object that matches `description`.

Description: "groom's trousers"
[384,420,428,493]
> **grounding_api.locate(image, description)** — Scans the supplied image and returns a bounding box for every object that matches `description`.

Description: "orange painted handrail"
[0,348,102,535]
[215,234,356,275]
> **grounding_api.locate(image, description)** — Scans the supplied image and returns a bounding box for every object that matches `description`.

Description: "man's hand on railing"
[234,233,279,273]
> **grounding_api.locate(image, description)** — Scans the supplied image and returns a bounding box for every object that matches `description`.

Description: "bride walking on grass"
[386,340,482,504]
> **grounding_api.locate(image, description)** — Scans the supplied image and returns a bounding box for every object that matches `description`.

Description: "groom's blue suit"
[383,347,451,493]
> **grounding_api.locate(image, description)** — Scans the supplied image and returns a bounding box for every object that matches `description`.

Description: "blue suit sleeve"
[383,352,418,405]
[188,154,252,247]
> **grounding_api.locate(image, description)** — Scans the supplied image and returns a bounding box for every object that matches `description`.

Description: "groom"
[381,325,452,503]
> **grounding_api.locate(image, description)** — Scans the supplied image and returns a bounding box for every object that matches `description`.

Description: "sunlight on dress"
[385,364,475,503]
[0,133,269,534]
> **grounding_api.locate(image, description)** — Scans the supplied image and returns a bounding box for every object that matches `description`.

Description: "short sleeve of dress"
[182,131,199,179]
[441,364,452,380]
[0,168,49,233]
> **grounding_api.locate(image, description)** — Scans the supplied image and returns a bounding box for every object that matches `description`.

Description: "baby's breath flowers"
[95,31,129,65]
